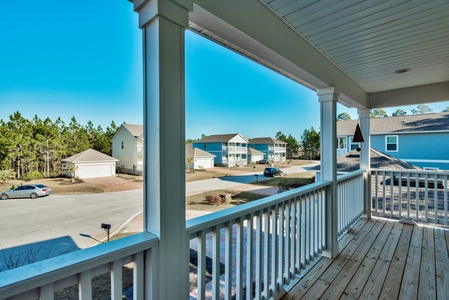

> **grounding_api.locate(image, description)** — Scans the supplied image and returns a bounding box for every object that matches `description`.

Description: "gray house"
[337,112,449,170]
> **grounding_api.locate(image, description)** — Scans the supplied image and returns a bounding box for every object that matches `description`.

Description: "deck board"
[301,219,376,299]
[282,217,449,300]
[419,227,436,299]
[379,224,412,299]
[399,225,423,300]
[434,228,449,300]
[320,219,385,299]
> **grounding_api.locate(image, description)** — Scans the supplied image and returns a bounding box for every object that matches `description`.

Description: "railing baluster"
[398,172,402,219]
[197,230,206,300]
[375,170,379,214]
[284,200,291,285]
[443,175,448,225]
[225,221,233,300]
[236,218,244,300]
[263,208,270,299]
[407,173,411,219]
[255,211,262,298]
[212,225,221,299]
[433,175,438,224]
[425,173,429,222]
[271,204,278,295]
[79,270,92,300]
[111,259,122,300]
[415,173,419,221]
[133,251,144,300]
[246,213,254,300]
[40,283,54,300]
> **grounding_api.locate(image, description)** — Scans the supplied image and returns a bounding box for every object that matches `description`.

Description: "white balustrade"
[371,169,448,225]
[0,232,158,300]
[187,181,330,300]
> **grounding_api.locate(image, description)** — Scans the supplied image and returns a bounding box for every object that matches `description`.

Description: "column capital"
[134,0,191,28]
[317,87,339,103]
[357,108,371,118]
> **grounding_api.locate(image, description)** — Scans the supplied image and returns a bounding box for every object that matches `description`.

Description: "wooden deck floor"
[283,217,449,300]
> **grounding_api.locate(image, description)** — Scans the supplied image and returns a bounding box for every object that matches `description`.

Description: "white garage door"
[77,163,113,179]
[195,158,214,169]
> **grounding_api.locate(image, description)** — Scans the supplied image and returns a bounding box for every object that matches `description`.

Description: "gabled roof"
[337,112,449,135]
[62,149,118,163]
[112,124,143,141]
[185,144,215,158]
[310,148,420,173]
[249,137,286,144]
[122,124,143,138]
[247,148,264,155]
[194,133,248,143]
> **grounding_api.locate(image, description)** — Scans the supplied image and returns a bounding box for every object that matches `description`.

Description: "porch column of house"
[317,87,339,258]
[358,108,371,218]
[134,0,191,299]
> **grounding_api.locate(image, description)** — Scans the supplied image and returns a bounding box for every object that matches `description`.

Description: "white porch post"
[317,87,339,258]
[358,108,371,218]
[134,1,191,299]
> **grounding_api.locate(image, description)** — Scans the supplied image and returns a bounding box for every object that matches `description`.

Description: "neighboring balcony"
[1,169,448,299]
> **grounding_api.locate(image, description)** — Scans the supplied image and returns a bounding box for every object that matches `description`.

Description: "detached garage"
[186,143,215,170]
[62,149,119,179]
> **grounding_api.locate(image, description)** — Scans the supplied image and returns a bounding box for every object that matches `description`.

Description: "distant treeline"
[0,112,118,179]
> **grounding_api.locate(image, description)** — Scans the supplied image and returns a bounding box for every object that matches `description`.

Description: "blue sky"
[1,1,448,141]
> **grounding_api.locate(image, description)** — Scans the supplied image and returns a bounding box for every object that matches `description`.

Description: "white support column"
[358,108,371,218]
[134,1,191,299]
[317,87,339,258]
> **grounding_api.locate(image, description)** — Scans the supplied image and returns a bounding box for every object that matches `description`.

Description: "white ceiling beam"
[369,81,449,108]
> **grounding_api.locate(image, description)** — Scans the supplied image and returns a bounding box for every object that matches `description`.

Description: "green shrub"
[20,171,44,181]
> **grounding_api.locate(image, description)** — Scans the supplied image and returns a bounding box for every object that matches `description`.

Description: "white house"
[61,149,118,179]
[112,124,143,175]
[185,143,215,169]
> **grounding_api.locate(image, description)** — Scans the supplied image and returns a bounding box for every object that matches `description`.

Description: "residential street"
[0,162,318,271]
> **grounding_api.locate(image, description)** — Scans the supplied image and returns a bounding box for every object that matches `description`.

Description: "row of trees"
[0,112,118,179]
[276,128,320,160]
[337,104,449,120]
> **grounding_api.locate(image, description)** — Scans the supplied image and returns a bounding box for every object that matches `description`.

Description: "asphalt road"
[0,162,318,270]
[0,190,143,251]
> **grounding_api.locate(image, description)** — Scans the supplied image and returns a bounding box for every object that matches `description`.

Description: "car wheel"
[30,193,38,199]
[1,194,8,200]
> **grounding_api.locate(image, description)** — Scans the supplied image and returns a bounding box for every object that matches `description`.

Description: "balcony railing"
[187,181,330,299]
[0,232,158,299]
[371,169,448,225]
[1,170,370,300]
[337,170,365,238]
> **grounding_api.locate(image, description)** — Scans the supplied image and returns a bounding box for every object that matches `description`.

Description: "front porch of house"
[1,169,448,299]
[284,217,449,300]
[1,0,449,299]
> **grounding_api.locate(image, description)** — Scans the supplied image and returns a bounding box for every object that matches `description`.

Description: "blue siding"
[370,133,449,170]
[251,144,270,159]
[192,142,223,165]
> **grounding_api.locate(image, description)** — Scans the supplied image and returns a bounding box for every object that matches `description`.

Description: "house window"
[203,143,207,149]
[121,141,124,149]
[349,137,359,151]
[386,135,398,151]
[337,137,346,150]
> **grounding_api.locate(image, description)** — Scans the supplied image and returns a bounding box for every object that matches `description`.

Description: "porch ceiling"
[182,0,449,109]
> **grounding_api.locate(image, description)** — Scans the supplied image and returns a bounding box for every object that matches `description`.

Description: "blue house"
[337,112,449,170]
[248,137,287,162]
[192,133,248,167]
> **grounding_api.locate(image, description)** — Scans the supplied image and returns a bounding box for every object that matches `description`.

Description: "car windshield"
[35,184,46,188]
